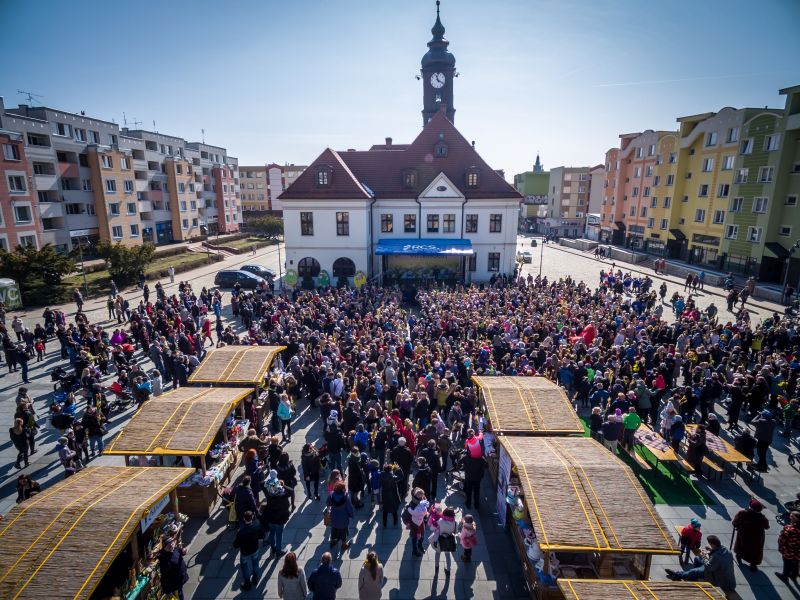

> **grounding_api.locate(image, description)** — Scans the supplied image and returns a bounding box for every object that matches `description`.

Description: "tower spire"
[421,0,456,125]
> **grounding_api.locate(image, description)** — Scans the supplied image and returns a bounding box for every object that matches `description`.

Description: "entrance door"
[156,221,173,245]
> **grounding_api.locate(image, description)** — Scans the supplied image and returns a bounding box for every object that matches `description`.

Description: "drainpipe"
[368,196,377,282]
[415,197,422,239]
[461,195,469,283]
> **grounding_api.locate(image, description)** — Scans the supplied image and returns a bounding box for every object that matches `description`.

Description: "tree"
[249,216,284,239]
[0,244,76,306]
[95,241,156,285]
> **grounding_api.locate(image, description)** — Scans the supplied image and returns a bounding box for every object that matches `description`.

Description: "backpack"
[438,533,456,552]
[401,503,414,527]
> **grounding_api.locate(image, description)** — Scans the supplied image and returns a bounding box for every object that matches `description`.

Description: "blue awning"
[375,238,474,256]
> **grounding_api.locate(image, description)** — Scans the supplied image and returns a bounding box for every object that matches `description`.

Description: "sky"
[1,0,799,178]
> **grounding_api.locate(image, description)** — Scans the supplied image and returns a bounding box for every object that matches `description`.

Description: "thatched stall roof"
[105,387,253,456]
[188,345,285,384]
[472,376,583,435]
[558,579,726,599]
[0,466,192,599]
[499,436,677,555]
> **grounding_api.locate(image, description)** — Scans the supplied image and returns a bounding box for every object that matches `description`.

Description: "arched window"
[298,257,321,278]
[332,257,356,277]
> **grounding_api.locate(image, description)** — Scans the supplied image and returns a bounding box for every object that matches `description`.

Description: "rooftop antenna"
[17,89,44,105]
[201,128,205,143]
[130,117,142,128]
[153,120,157,132]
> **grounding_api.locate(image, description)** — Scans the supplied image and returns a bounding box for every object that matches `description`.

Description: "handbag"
[438,533,456,552]
[323,507,332,527]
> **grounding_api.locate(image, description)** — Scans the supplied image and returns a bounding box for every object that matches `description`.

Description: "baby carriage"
[106,381,135,412]
[51,366,79,393]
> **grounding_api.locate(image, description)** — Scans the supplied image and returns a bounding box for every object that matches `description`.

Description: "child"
[327,469,342,495]
[459,513,478,562]
[34,339,45,362]
[679,518,702,563]
[367,459,381,504]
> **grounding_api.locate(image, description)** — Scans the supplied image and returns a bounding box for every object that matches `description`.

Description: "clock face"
[430,72,445,88]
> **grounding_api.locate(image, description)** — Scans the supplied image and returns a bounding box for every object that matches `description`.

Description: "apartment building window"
[120,157,129,169]
[2,144,20,160]
[404,214,416,233]
[124,180,134,194]
[747,226,762,243]
[660,219,668,230]
[669,152,677,164]
[189,183,195,192]
[89,130,100,143]
[632,186,639,197]
[722,156,734,170]
[467,254,477,272]
[650,197,657,208]
[381,214,393,233]
[634,167,641,178]
[725,225,739,240]
[764,134,780,151]
[178,182,185,193]
[648,144,655,156]
[74,128,86,142]
[705,132,717,146]
[192,218,199,227]
[735,168,748,184]
[786,195,798,206]
[640,206,647,218]
[758,167,774,183]
[336,211,350,236]
[105,179,117,193]
[643,186,650,197]
[112,226,123,239]
[125,202,135,215]
[7,175,26,193]
[427,214,439,233]
[101,155,112,169]
[488,252,501,272]
[109,134,118,146]
[441,213,455,233]
[629,206,636,217]
[79,154,89,167]
[300,212,314,235]
[717,184,730,198]
[666,174,674,186]
[82,179,92,191]
[702,158,714,172]
[66,203,82,215]
[753,197,769,213]
[462,214,478,233]
[694,209,706,222]
[698,184,709,197]
[780,226,792,237]
[740,138,753,154]
[130,224,139,237]
[182,219,189,230]
[187,200,196,210]
[653,175,660,186]
[53,122,73,137]
[655,154,663,165]
[489,214,502,233]
[109,203,120,216]
[726,127,739,143]
[648,218,655,228]
[729,197,743,212]
[713,210,725,224]
[13,205,31,223]
[176,165,182,174]
[663,197,671,208]
[635,147,643,158]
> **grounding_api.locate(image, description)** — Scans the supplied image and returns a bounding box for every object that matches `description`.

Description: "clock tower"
[421,1,456,125]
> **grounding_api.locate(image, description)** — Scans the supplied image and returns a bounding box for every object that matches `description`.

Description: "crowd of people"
[2,252,800,597]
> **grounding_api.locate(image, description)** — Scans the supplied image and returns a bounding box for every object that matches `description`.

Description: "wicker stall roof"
[188,345,284,384]
[558,579,726,599]
[104,387,252,456]
[500,436,677,555]
[0,466,193,600]
[472,376,583,435]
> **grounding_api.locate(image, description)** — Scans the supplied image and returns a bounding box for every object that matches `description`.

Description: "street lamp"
[277,235,283,291]
[538,232,545,277]
[782,240,800,301]
[76,235,89,297]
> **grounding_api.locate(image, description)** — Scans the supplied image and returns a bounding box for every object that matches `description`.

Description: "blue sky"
[1,0,799,177]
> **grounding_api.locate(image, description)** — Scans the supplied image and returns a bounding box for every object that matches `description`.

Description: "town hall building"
[280,3,522,287]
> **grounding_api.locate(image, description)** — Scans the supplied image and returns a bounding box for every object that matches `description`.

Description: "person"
[263,479,292,558]
[16,474,41,503]
[158,536,189,600]
[462,451,487,510]
[232,510,265,590]
[429,506,457,575]
[685,424,708,476]
[277,392,294,443]
[665,535,736,593]
[777,511,800,583]
[678,518,702,564]
[732,499,769,571]
[277,551,308,600]
[459,513,479,563]
[751,409,776,471]
[234,476,258,527]
[358,550,384,599]
[622,406,641,450]
[380,463,402,527]
[601,414,622,454]
[9,418,29,470]
[168,266,175,284]
[389,437,413,497]
[407,487,430,557]
[308,552,342,600]
[326,481,354,554]
[73,288,84,312]
[301,443,322,500]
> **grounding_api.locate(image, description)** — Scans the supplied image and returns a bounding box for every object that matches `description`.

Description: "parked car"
[240,264,276,280]
[214,270,265,289]
[517,251,533,264]
[530,239,538,247]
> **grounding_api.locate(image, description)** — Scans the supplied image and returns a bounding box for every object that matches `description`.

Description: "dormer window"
[434,142,448,158]
[316,165,333,187]
[466,167,480,188]
[402,169,418,188]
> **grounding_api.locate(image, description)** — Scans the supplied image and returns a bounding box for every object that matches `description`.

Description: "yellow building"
[643,133,679,256]
[88,147,143,246]
[165,157,199,241]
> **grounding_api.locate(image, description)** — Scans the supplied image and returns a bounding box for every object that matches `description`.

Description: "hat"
[708,413,717,421]
[749,499,764,512]
[761,409,772,418]
[690,518,701,529]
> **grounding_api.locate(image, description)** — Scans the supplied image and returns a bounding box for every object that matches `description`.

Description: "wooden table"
[633,423,679,468]
[684,424,753,478]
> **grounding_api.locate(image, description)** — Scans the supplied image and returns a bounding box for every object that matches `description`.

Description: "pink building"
[0,129,41,250]
[213,165,239,233]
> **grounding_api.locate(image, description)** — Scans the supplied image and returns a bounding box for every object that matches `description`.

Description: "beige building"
[543,166,591,238]
[239,166,269,213]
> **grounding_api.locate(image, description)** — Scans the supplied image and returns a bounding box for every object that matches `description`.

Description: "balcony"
[34,173,58,191]
[138,200,153,212]
[133,158,148,171]
[24,144,54,160]
[149,190,164,202]
[136,179,149,192]
[58,162,80,179]
[39,202,65,218]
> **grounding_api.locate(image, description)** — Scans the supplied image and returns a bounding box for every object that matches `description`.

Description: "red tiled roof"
[280,111,521,201]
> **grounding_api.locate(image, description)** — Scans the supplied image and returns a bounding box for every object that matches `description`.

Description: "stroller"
[106,381,135,412]
[51,366,79,393]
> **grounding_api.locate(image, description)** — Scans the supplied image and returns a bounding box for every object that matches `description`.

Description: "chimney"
[385,137,392,146]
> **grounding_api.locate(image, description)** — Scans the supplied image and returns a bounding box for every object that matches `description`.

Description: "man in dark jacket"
[419,439,442,501]
[751,409,776,472]
[379,463,402,527]
[324,425,346,472]
[389,437,414,498]
[666,535,736,593]
[234,476,258,527]
[308,552,342,600]
[233,510,265,590]
[463,453,487,510]
[158,537,189,600]
[261,484,292,558]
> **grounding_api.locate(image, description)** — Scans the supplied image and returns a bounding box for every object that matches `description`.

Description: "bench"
[702,457,724,480]
[673,525,702,556]
[621,444,652,470]
[676,457,695,474]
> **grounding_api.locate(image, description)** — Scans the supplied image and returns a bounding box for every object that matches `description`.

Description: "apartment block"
[543,166,591,238]
[267,163,305,213]
[0,128,40,250]
[0,97,240,253]
[239,166,269,213]
[514,155,549,232]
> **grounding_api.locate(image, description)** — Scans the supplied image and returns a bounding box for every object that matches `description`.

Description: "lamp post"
[538,232,545,277]
[277,236,283,291]
[782,240,800,303]
[77,236,89,297]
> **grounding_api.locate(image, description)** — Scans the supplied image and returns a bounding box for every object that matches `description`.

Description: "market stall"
[557,579,726,600]
[0,466,192,600]
[498,436,678,600]
[104,387,254,517]
[188,345,285,428]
